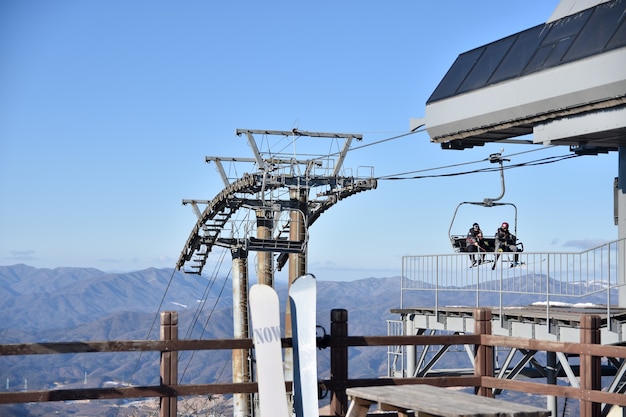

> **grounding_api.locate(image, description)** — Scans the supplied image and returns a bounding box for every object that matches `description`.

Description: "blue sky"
[0,1,617,281]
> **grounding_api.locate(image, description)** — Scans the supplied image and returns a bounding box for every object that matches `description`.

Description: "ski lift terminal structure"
[176,128,377,277]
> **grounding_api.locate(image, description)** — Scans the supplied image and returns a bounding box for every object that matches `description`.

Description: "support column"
[256,209,274,287]
[580,314,601,417]
[160,311,178,417]
[405,314,416,378]
[473,308,493,398]
[546,351,557,417]
[288,187,308,285]
[232,248,251,417]
[617,147,626,307]
[285,187,308,384]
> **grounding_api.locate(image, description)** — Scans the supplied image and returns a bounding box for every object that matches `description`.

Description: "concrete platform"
[391,305,626,344]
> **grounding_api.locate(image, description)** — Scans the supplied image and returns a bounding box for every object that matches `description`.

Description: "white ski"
[249,284,290,417]
[289,274,319,417]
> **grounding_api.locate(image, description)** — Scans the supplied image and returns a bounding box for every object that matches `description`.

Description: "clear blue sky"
[0,1,617,281]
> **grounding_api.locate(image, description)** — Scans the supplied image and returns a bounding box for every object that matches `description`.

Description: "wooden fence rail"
[1,308,625,417]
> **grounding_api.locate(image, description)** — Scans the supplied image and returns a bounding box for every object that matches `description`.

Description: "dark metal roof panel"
[427,0,626,104]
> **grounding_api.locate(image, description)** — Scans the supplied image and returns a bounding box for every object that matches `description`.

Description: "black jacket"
[495,227,516,245]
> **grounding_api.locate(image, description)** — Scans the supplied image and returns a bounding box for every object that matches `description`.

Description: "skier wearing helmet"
[466,222,488,266]
[492,221,519,269]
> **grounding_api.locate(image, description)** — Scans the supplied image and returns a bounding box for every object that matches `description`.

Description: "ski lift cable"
[179,262,232,384]
[182,248,229,340]
[347,128,425,152]
[376,146,555,179]
[378,156,561,180]
[250,126,563,176]
[127,247,229,387]
[333,127,568,179]
[270,131,302,157]
[268,137,296,156]
[378,153,581,181]
[378,156,491,179]
[214,350,233,383]
[126,266,178,386]
[263,128,424,162]
[318,128,572,181]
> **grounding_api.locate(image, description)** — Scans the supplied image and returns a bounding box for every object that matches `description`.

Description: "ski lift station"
[174,1,626,416]
[392,1,626,415]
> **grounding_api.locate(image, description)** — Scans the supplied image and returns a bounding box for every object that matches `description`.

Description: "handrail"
[1,309,625,417]
[400,239,626,321]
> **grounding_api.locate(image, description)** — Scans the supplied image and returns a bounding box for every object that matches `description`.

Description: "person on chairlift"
[492,221,519,269]
[466,222,488,266]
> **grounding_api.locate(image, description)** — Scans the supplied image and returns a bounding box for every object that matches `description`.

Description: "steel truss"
[176,128,377,274]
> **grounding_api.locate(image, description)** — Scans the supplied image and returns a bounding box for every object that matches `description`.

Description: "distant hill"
[0,265,402,389]
[0,264,608,416]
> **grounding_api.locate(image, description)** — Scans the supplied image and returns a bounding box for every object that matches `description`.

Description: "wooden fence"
[1,308,625,417]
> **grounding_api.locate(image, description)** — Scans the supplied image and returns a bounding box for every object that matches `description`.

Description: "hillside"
[0,265,402,389]
[0,264,604,416]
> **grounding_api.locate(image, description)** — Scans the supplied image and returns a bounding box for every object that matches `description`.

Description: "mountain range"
[0,264,609,416]
[0,265,402,390]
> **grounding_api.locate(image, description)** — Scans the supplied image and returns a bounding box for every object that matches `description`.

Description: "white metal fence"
[400,239,625,315]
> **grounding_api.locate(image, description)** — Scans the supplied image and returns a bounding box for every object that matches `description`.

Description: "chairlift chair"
[448,201,519,253]
[448,152,523,255]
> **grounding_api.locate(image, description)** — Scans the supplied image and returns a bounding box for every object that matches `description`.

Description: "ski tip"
[291,274,317,292]
[250,283,278,300]
[295,273,316,282]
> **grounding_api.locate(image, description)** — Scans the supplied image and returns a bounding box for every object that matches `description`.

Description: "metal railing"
[401,239,625,319]
[386,319,405,378]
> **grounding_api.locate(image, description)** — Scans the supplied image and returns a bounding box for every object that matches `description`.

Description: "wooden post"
[580,314,601,417]
[330,309,348,416]
[160,311,178,417]
[474,308,493,397]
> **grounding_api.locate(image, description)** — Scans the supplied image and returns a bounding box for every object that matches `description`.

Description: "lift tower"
[176,128,377,417]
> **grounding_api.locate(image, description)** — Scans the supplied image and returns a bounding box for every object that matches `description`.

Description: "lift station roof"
[424,0,626,152]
